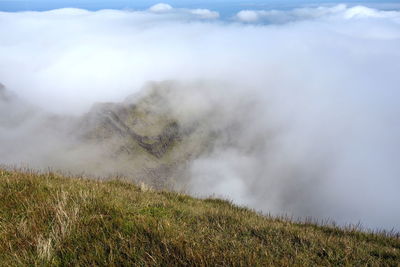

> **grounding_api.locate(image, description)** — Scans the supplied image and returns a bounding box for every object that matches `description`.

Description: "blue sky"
[1,0,399,15]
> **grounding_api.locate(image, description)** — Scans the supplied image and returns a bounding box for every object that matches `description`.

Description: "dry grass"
[0,168,399,266]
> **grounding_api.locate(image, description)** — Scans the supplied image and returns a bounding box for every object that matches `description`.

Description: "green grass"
[0,168,399,266]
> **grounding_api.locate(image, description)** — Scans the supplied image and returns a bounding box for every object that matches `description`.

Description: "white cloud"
[189,9,219,19]
[235,4,400,24]
[149,3,173,13]
[1,4,400,230]
[236,10,263,22]
[148,3,219,19]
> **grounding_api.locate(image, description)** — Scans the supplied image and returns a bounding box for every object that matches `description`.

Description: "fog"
[1,3,400,230]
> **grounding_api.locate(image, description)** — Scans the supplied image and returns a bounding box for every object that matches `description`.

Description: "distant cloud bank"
[235,4,400,23]
[148,3,219,19]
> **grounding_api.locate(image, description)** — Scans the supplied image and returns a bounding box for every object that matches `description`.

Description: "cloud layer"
[1,4,400,230]
[234,4,400,23]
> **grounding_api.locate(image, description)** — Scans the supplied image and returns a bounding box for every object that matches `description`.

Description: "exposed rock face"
[73,83,211,188]
[86,104,180,158]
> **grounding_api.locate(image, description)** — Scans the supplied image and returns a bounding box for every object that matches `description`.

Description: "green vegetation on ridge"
[0,169,399,266]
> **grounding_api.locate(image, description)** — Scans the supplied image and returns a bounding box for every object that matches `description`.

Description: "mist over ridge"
[0,3,400,230]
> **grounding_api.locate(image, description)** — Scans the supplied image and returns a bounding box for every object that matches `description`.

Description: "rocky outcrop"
[95,106,180,158]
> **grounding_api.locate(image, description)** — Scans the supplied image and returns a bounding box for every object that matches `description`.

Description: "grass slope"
[0,169,399,266]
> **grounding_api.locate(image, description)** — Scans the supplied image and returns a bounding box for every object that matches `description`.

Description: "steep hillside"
[0,169,399,266]
[0,81,217,188]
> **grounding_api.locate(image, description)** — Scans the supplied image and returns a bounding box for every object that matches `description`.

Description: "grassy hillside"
[0,169,399,266]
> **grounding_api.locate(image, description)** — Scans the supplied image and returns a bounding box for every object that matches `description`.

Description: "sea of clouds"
[0,3,400,230]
